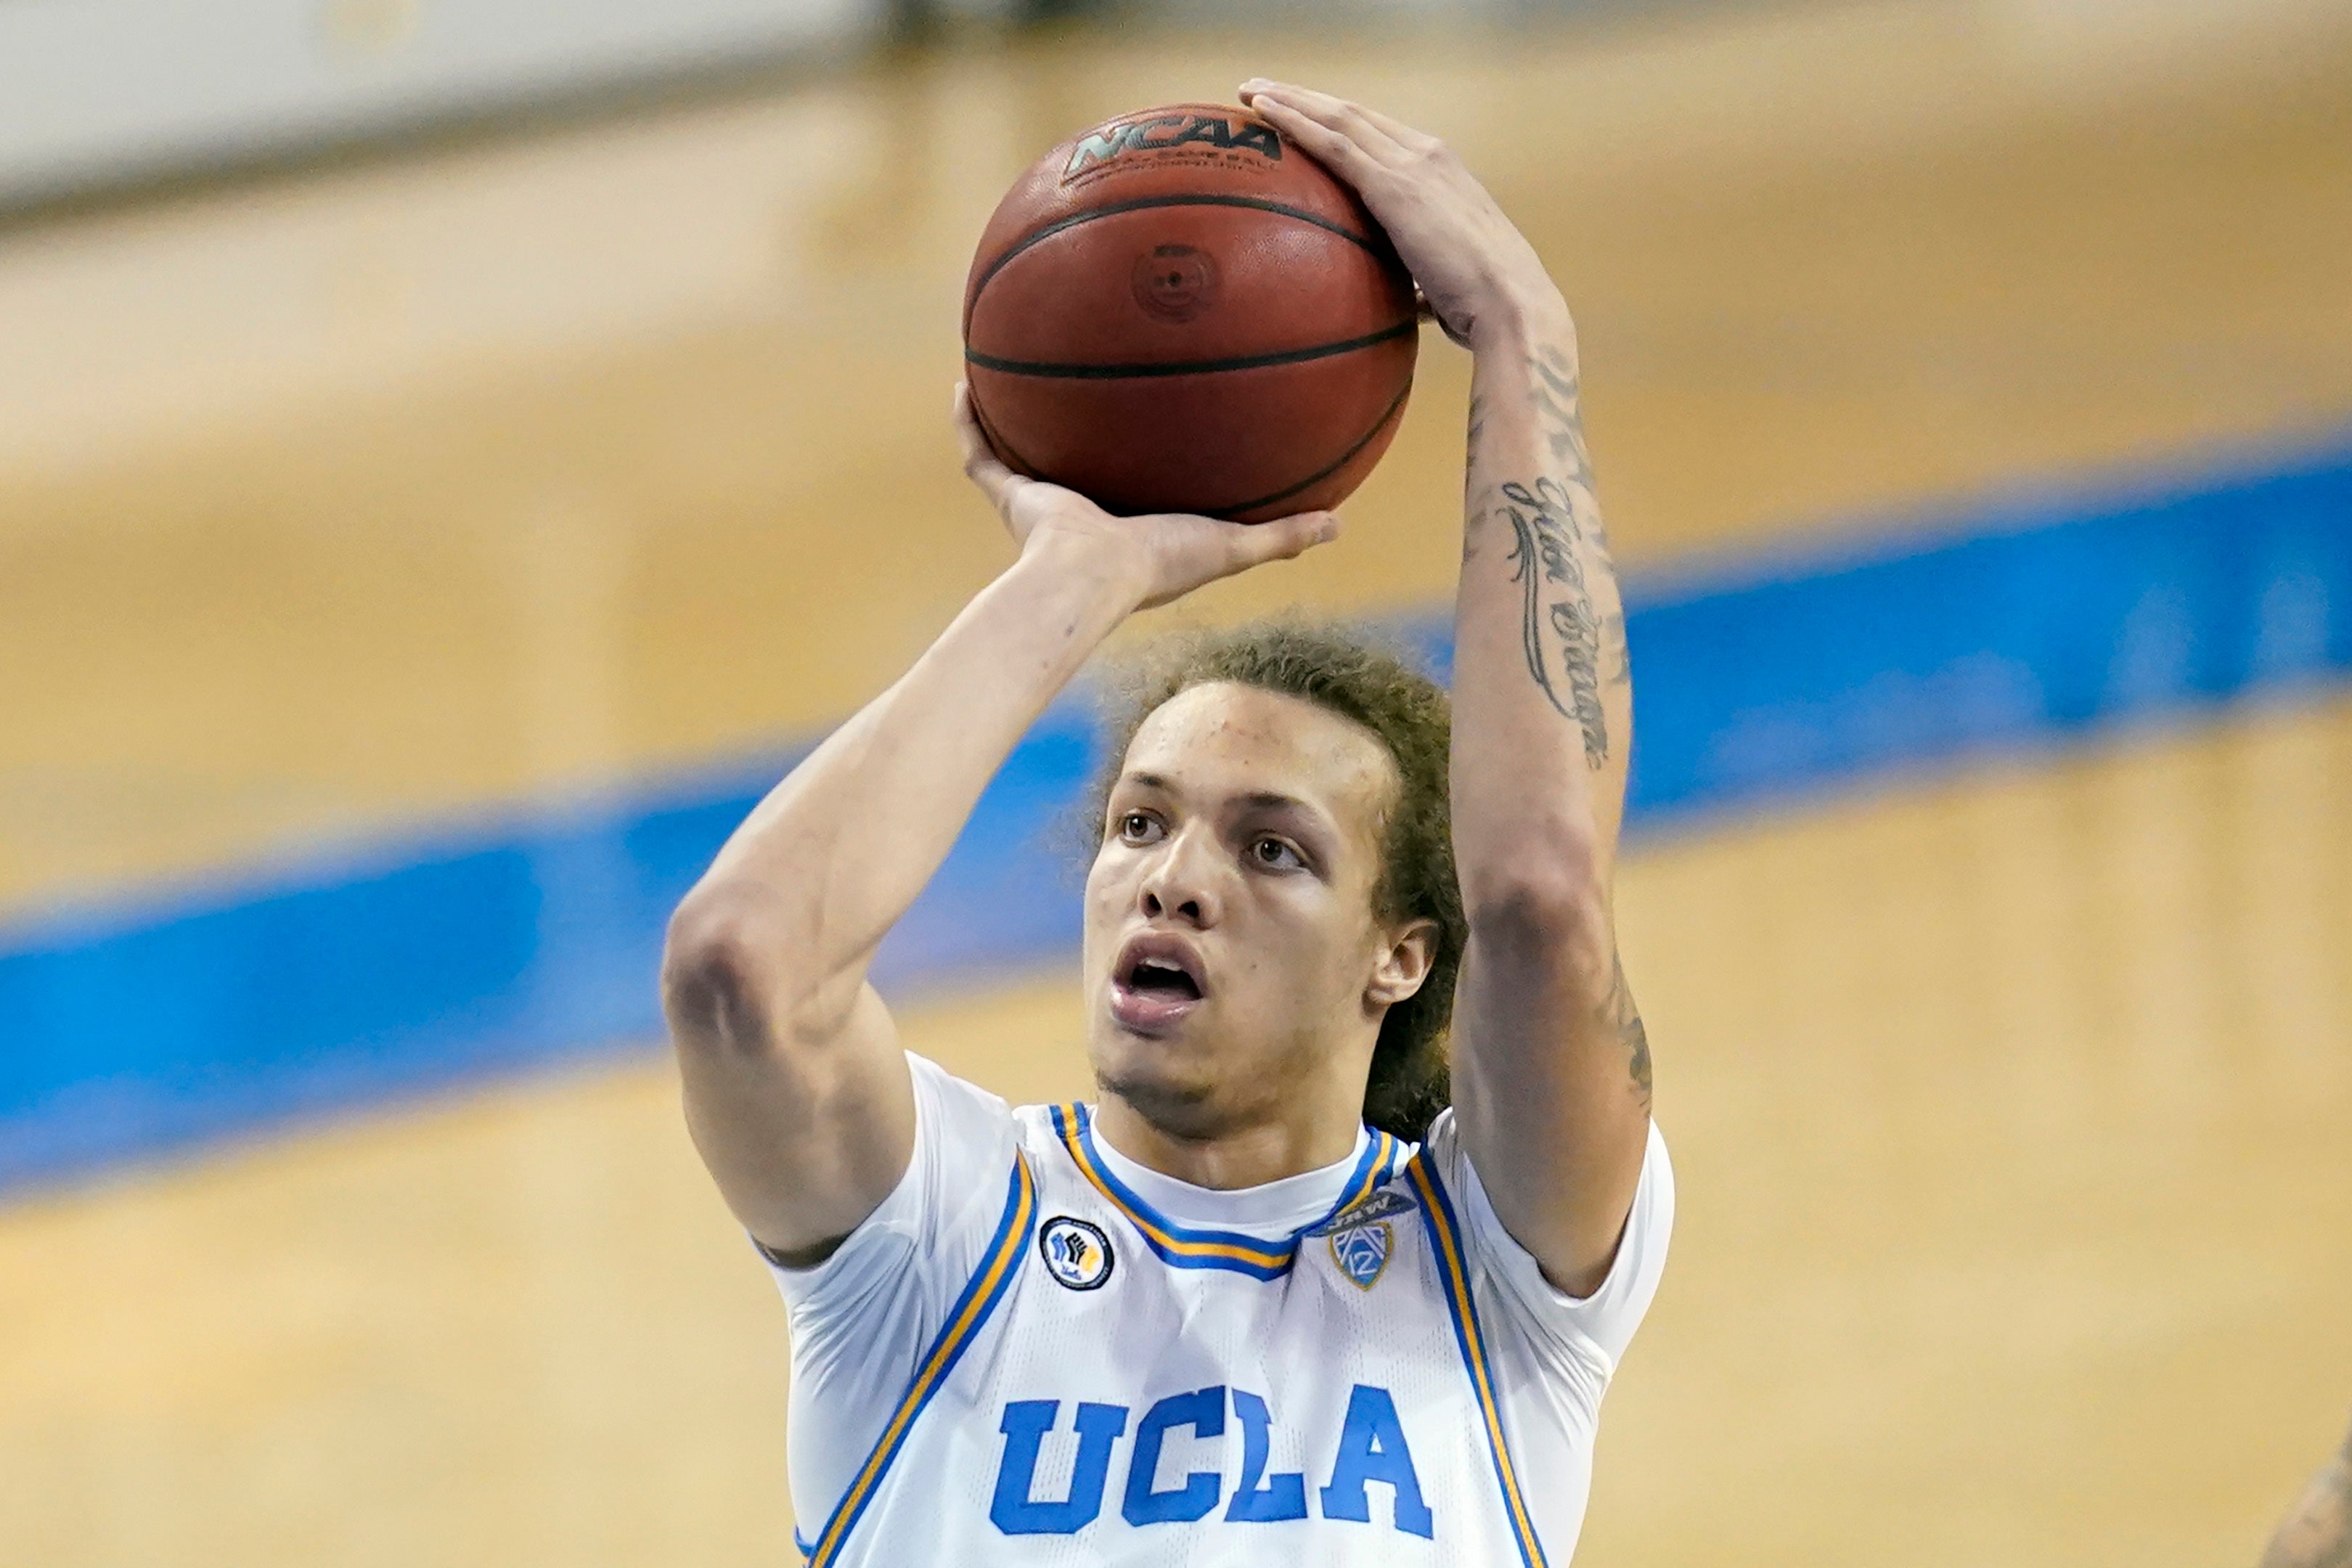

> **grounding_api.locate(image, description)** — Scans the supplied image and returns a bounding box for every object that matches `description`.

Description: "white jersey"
[767,1054,1673,1567]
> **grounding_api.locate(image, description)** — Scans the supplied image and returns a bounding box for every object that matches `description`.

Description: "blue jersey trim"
[803,1153,1035,1567]
[1406,1152,1549,1568]
[1051,1102,1400,1278]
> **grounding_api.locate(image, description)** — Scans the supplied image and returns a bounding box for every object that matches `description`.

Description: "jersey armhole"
[1431,1111,1675,1373]
[761,1052,1017,1306]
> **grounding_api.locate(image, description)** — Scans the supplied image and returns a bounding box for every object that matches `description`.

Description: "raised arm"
[1242,83,1647,1294]
[662,388,1336,1262]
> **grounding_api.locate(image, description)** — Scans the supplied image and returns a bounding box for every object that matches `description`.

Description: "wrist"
[1008,528,1151,621]
[1468,280,1575,358]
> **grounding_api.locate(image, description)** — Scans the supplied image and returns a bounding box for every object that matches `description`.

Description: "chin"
[1089,1034,1225,1139]
[1095,1063,1226,1140]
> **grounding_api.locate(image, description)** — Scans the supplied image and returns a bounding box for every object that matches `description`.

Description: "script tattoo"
[1500,476,1609,767]
[1530,346,1620,571]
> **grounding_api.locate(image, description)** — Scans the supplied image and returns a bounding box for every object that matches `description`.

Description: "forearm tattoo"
[1500,478,1609,766]
[1477,343,1623,767]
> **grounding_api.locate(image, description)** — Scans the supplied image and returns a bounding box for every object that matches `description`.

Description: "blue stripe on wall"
[1624,443,2352,820]
[2,437,2346,1194]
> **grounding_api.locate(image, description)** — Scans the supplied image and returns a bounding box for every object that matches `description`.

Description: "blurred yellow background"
[3,2,2348,1564]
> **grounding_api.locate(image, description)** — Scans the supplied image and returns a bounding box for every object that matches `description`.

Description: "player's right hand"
[954,383,1339,611]
[1238,81,1566,356]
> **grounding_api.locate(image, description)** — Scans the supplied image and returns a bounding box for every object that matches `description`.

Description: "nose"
[1138,825,1223,929]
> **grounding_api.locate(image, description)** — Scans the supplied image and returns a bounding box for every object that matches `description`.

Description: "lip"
[1109,981,1203,1034]
[1108,931,1209,1035]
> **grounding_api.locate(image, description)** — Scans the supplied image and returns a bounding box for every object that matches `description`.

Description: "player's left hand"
[1238,80,1566,353]
[953,383,1338,611]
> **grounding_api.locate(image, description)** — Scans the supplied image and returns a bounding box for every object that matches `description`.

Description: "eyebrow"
[1121,774,1310,812]
[1236,791,1313,814]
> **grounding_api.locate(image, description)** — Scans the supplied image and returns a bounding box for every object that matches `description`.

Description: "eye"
[1249,836,1304,870]
[1116,811,1164,844]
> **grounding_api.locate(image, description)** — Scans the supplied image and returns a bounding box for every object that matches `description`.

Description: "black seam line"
[966,193,1384,314]
[1213,380,1413,518]
[965,320,1416,380]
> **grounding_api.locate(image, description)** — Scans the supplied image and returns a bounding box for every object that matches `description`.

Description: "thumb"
[1228,510,1342,570]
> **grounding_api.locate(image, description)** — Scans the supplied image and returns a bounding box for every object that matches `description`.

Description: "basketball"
[963,103,1419,522]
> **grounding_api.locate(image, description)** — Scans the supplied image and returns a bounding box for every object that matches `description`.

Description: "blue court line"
[1,436,2346,1196]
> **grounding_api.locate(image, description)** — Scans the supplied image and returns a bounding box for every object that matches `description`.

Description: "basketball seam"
[1212,380,1413,518]
[969,370,1407,518]
[963,193,1389,322]
[963,320,1416,380]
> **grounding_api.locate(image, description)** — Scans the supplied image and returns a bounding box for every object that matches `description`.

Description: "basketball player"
[663,81,1670,1565]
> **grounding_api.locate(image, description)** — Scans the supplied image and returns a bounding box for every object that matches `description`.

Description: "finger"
[1250,80,1434,153]
[952,383,1027,523]
[1241,94,1387,189]
[1239,81,1410,166]
[1343,99,1442,155]
[1242,80,1400,150]
[1220,510,1341,573]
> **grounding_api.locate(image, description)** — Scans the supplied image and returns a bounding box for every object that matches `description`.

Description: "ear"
[1365,918,1440,1008]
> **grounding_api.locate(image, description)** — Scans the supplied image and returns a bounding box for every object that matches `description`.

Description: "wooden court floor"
[3,1,2350,1564]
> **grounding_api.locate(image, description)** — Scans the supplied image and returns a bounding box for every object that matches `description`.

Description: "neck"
[1090,1092,1365,1190]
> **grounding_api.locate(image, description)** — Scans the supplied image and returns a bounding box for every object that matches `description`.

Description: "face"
[1082,682,1433,1139]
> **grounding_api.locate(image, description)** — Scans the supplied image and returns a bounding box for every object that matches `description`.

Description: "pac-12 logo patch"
[1328,1222,1393,1291]
[1037,1217,1114,1291]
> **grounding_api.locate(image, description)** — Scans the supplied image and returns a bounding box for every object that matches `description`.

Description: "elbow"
[1459,820,1609,955]
[661,884,804,1058]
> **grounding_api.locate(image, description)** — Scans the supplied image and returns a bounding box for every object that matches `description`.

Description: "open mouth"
[1109,936,1207,1032]
[1122,957,1201,1001]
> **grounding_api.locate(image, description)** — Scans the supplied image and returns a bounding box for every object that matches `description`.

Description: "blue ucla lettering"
[989,1400,1130,1535]
[988,1386,1430,1540]
[1318,1384,1434,1540]
[1121,1386,1226,1525]
[1222,1389,1309,1523]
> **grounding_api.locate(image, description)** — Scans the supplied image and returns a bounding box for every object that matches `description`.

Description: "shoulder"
[907,1050,1014,1135]
[898,1053,1029,1229]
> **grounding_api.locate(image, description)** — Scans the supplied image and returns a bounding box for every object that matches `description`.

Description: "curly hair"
[1090,621,1461,1143]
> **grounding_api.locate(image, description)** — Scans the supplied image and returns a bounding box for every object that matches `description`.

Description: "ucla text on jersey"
[990,1381,1433,1535]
